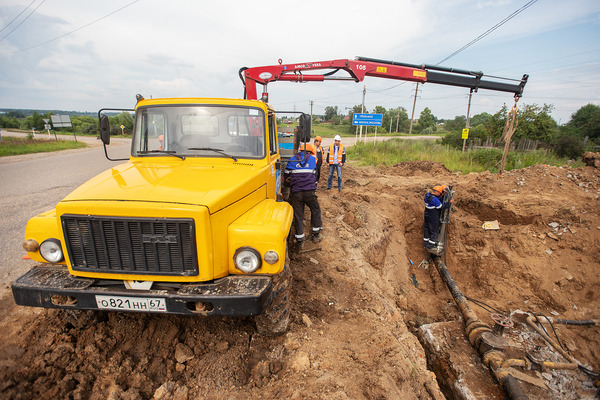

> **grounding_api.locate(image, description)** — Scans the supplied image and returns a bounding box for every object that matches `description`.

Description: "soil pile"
[0,161,598,399]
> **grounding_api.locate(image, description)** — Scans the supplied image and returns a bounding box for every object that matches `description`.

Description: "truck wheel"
[255,251,291,336]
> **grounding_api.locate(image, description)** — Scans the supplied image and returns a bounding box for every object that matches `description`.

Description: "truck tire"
[255,251,291,336]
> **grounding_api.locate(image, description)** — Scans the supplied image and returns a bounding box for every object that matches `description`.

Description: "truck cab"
[12,97,301,335]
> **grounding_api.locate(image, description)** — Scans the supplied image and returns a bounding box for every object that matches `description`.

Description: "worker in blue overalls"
[423,185,452,249]
[284,143,323,250]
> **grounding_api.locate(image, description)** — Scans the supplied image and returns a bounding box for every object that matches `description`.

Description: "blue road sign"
[352,113,383,126]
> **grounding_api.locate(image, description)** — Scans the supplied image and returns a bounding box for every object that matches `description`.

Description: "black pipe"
[433,257,528,400]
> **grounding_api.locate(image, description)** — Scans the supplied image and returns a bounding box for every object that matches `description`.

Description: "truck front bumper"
[12,265,273,316]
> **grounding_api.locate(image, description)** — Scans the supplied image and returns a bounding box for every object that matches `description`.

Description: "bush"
[441,131,462,149]
[469,148,517,171]
[554,135,585,159]
[471,148,503,169]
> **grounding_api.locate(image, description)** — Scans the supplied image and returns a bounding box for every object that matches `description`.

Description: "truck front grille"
[61,215,198,276]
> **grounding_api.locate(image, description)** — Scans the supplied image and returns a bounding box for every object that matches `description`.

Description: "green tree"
[470,112,492,127]
[391,107,409,133]
[564,103,600,143]
[415,107,435,133]
[516,104,557,142]
[350,105,368,116]
[444,115,467,133]
[0,116,20,129]
[373,106,387,133]
[324,106,339,121]
[24,111,45,131]
[485,105,509,139]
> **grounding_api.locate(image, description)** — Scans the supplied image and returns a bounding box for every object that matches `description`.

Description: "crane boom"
[241,56,528,101]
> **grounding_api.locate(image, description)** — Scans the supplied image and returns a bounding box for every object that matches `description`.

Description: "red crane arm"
[240,57,528,101]
[242,58,427,101]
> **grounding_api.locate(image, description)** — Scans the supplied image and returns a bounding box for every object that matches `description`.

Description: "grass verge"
[0,137,87,157]
[347,138,583,173]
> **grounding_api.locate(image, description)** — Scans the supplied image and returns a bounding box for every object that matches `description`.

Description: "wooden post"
[463,90,473,152]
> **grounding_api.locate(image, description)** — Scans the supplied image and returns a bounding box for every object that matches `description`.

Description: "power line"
[0,0,46,42]
[2,0,140,54]
[437,0,538,65]
[0,0,38,34]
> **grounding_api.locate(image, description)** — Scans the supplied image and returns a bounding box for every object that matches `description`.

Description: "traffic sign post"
[43,119,51,138]
[352,113,383,126]
[462,128,469,152]
[353,113,383,143]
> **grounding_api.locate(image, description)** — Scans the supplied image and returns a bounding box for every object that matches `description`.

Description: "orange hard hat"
[433,185,444,193]
[314,136,322,142]
[300,143,316,155]
[158,135,164,140]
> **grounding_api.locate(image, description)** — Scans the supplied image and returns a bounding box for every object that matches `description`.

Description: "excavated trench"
[338,171,599,400]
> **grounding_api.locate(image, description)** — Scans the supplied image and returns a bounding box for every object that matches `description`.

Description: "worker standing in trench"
[423,185,453,250]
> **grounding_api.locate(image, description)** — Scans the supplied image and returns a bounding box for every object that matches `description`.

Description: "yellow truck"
[12,96,311,335]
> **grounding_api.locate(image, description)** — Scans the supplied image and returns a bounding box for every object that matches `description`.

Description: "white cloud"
[0,0,598,122]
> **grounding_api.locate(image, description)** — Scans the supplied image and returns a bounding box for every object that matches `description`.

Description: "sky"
[0,0,599,125]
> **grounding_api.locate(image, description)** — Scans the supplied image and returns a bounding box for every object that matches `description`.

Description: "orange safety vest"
[327,143,345,164]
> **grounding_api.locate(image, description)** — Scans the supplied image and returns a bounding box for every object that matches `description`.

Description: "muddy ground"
[0,160,599,399]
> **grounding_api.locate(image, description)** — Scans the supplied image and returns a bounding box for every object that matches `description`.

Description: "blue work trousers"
[327,164,342,190]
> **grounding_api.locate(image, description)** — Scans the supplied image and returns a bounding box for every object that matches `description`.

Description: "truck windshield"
[132,105,266,159]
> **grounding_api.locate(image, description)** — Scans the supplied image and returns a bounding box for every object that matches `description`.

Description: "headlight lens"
[234,247,262,273]
[39,239,64,263]
[264,250,279,265]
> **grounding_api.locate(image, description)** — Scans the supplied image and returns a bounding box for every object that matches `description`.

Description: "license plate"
[95,295,167,312]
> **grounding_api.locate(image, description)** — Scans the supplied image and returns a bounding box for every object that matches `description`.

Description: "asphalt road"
[0,135,130,294]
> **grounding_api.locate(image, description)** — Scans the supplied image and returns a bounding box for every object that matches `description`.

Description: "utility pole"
[396,107,401,133]
[310,101,314,135]
[409,83,419,135]
[359,85,366,141]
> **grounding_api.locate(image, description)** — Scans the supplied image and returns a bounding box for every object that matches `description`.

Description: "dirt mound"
[1,161,599,399]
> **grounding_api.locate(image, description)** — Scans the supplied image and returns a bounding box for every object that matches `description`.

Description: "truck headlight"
[39,239,64,263]
[234,247,262,273]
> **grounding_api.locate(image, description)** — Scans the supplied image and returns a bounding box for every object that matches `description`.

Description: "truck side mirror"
[99,115,110,145]
[297,113,311,143]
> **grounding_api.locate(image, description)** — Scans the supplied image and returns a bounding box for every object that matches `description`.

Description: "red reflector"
[22,254,31,260]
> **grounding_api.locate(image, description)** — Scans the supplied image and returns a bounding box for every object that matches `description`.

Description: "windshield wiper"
[187,147,238,162]
[138,150,185,160]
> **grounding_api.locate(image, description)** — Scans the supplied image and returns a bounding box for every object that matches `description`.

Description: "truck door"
[267,112,281,199]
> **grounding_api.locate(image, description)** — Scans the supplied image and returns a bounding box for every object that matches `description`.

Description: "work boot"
[296,240,304,251]
[312,232,323,243]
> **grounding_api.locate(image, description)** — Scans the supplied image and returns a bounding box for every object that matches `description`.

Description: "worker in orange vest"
[313,136,324,186]
[325,135,346,192]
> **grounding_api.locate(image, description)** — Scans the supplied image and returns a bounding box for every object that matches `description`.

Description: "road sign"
[51,114,72,128]
[352,113,383,126]
[462,128,469,139]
